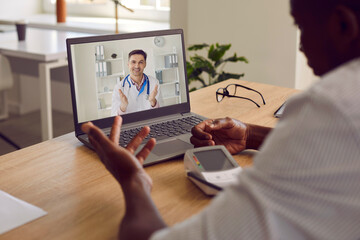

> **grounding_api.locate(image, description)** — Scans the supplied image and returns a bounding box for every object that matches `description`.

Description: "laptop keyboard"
[117,116,204,147]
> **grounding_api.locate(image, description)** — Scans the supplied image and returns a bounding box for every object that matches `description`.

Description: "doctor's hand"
[119,89,128,112]
[190,117,273,154]
[149,84,158,107]
[81,116,156,191]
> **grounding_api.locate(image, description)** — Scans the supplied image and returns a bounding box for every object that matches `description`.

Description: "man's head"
[291,0,360,76]
[128,49,147,79]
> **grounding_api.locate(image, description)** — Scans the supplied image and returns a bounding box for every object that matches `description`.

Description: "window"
[43,0,170,22]
[124,0,170,9]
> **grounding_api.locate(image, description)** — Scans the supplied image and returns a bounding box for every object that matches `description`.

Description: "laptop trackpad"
[152,139,192,156]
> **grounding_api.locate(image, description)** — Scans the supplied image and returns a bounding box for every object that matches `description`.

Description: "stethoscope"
[122,73,150,99]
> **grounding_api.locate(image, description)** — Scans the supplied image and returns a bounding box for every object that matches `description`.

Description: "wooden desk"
[0,79,299,239]
[0,28,92,141]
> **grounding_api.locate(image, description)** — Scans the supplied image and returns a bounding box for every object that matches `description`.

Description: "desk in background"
[0,28,93,141]
[0,14,170,35]
[0,79,299,239]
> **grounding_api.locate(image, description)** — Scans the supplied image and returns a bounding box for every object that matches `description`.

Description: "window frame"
[42,0,170,22]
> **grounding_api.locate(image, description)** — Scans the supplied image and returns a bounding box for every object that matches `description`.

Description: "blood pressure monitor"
[184,145,242,195]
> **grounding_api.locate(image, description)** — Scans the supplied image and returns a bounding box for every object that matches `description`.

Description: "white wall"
[171,0,301,89]
[0,0,42,18]
[294,31,319,90]
[170,0,188,42]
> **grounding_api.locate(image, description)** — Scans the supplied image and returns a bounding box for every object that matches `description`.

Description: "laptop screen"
[67,29,189,129]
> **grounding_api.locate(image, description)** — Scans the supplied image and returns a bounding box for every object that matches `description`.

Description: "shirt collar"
[130,75,144,91]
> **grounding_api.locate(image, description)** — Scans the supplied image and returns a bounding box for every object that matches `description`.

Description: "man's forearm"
[245,124,272,150]
[119,176,167,240]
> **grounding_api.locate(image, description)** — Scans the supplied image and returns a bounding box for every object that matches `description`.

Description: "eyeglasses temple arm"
[228,95,261,108]
[234,84,266,105]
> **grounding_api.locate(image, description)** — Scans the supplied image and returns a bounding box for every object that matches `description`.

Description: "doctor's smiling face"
[128,51,147,84]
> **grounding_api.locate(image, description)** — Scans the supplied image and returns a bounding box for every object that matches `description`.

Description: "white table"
[0,28,93,140]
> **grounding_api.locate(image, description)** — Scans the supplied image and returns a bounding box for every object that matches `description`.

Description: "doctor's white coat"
[111,74,162,116]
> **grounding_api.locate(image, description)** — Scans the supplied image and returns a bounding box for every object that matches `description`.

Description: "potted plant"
[186,43,248,91]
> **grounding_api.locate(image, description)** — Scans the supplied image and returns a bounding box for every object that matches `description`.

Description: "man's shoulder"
[313,58,360,91]
[281,57,360,135]
[308,58,360,111]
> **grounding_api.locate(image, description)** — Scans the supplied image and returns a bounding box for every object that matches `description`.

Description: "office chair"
[0,54,13,120]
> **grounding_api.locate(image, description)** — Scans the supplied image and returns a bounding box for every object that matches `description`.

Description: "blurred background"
[0,0,317,155]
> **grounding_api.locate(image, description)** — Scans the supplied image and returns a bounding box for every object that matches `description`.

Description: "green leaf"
[224,53,249,63]
[188,44,209,51]
[190,55,216,76]
[214,59,224,68]
[216,72,245,83]
[186,61,194,76]
[189,87,198,92]
[187,42,248,88]
[187,61,207,85]
[208,43,231,62]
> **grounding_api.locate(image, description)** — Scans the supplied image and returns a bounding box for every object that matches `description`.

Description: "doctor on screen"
[111,49,161,115]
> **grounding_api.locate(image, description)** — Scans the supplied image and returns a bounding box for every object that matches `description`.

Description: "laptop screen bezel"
[66,29,190,135]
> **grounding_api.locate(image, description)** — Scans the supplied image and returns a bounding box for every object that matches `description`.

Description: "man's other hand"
[81,116,156,191]
[190,117,249,154]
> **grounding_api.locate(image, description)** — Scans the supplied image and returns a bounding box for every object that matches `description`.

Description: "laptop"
[66,29,207,166]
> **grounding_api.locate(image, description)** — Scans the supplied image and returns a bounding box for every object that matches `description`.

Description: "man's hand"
[81,116,155,190]
[119,89,129,112]
[190,117,272,154]
[81,117,166,240]
[190,117,249,154]
[149,84,158,107]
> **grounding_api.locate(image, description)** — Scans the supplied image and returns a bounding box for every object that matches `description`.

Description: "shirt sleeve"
[150,183,268,240]
[151,88,360,240]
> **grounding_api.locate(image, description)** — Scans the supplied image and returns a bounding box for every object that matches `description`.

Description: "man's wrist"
[119,172,166,240]
[121,174,151,195]
[121,173,153,210]
[245,124,272,150]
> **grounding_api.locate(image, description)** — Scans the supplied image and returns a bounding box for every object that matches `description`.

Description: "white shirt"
[111,74,161,115]
[151,58,360,240]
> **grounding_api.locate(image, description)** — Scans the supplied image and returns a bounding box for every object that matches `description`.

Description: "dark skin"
[82,1,360,239]
[290,0,360,76]
[190,118,272,153]
[82,117,166,240]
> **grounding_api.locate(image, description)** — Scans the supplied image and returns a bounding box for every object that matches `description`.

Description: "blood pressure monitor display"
[184,145,242,195]
[194,149,236,171]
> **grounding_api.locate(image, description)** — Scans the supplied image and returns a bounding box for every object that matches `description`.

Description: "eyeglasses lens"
[226,84,237,96]
[216,88,225,102]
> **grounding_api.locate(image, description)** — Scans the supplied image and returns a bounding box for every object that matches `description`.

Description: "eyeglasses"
[216,84,266,108]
